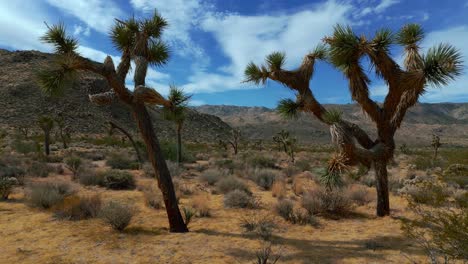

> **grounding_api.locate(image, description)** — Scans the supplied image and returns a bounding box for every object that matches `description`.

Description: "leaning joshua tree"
[38,115,54,156]
[38,12,188,232]
[163,85,191,165]
[244,24,462,216]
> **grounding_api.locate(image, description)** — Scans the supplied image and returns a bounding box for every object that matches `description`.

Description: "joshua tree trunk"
[132,103,188,232]
[59,129,67,149]
[176,122,182,165]
[110,121,143,167]
[374,160,390,216]
[44,132,50,156]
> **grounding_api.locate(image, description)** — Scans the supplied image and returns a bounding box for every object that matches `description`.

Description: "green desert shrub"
[200,168,230,185]
[101,170,136,190]
[12,139,38,154]
[275,199,295,221]
[106,152,139,170]
[216,176,250,194]
[100,201,134,231]
[0,160,25,185]
[224,189,258,209]
[27,160,54,178]
[182,207,196,226]
[442,164,468,187]
[160,140,195,163]
[249,155,276,169]
[275,199,318,226]
[0,176,18,200]
[250,168,280,190]
[28,180,76,209]
[399,175,451,206]
[77,167,105,186]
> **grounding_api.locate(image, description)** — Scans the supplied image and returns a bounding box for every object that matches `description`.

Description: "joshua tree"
[37,116,54,156]
[244,24,462,216]
[55,113,71,149]
[108,121,143,167]
[38,12,188,232]
[273,130,296,162]
[163,85,191,165]
[217,129,242,155]
[431,134,441,161]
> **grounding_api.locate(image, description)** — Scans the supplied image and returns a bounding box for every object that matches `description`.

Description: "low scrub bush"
[0,176,18,200]
[275,199,318,226]
[301,188,352,218]
[100,201,134,231]
[294,159,311,172]
[200,168,229,185]
[249,155,276,169]
[399,175,451,206]
[240,215,278,240]
[28,180,76,209]
[282,165,299,178]
[54,194,102,220]
[106,152,139,170]
[347,185,373,206]
[77,167,105,186]
[250,168,280,190]
[101,170,136,190]
[142,185,163,209]
[0,159,25,186]
[442,164,468,187]
[191,194,211,217]
[217,176,250,194]
[27,161,54,178]
[224,189,258,209]
[271,180,287,199]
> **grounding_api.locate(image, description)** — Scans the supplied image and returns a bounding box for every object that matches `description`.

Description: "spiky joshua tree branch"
[38,12,188,232]
[244,24,463,217]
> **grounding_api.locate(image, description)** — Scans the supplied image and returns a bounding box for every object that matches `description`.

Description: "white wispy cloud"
[45,0,123,34]
[181,0,351,93]
[375,0,399,13]
[73,25,91,37]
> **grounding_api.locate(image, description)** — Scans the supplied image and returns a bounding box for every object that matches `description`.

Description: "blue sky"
[0,0,467,107]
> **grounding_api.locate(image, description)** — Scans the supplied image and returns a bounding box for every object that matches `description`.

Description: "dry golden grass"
[0,149,438,264]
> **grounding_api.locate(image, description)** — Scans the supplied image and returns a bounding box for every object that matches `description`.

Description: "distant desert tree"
[37,116,54,156]
[431,134,441,161]
[163,85,191,165]
[37,12,188,232]
[273,130,296,162]
[220,129,241,155]
[244,24,462,216]
[55,113,71,149]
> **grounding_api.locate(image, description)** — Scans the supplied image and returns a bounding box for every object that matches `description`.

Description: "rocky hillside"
[0,49,231,142]
[195,104,468,146]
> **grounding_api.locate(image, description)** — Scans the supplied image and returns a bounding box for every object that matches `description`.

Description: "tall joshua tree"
[38,116,54,156]
[244,24,462,217]
[163,85,191,165]
[38,12,188,232]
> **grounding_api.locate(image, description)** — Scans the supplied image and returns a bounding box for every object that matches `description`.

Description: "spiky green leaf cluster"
[396,24,424,46]
[423,43,463,87]
[37,55,80,97]
[163,85,192,123]
[320,170,344,191]
[266,52,286,71]
[244,62,268,85]
[148,40,170,66]
[142,11,168,38]
[323,109,343,124]
[37,116,55,131]
[110,18,137,52]
[40,23,78,54]
[311,44,329,60]
[327,25,360,68]
[372,28,393,52]
[276,99,301,119]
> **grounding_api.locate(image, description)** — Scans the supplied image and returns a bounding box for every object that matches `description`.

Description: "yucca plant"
[163,85,191,165]
[37,116,54,156]
[244,23,463,217]
[272,130,296,162]
[431,134,442,162]
[37,11,188,232]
